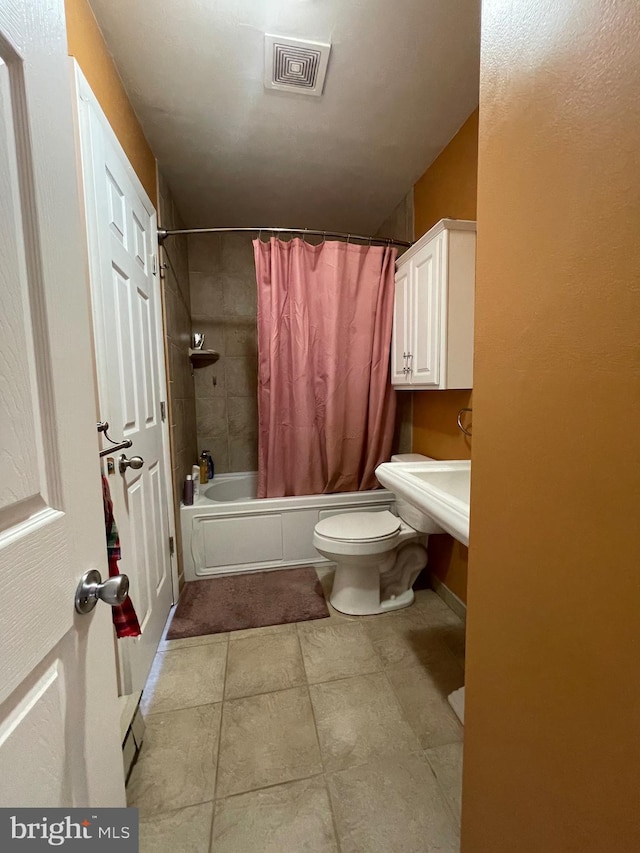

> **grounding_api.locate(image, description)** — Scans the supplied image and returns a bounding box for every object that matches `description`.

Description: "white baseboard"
[430,574,467,622]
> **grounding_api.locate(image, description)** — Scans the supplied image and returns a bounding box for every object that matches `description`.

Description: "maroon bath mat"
[166,567,330,639]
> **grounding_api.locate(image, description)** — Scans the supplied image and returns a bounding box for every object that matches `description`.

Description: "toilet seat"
[315,511,401,543]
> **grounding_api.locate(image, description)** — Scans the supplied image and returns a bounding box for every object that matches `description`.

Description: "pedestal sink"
[375,460,470,545]
[375,459,471,723]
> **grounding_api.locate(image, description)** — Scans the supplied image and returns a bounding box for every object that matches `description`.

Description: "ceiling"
[89,0,480,234]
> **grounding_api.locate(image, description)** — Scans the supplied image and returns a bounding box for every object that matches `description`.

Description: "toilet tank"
[390,453,443,534]
[390,453,433,464]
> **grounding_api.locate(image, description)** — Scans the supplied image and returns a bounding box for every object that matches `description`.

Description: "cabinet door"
[411,235,442,386]
[391,264,411,385]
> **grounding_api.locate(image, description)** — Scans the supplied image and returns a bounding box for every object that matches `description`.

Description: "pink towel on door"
[102,475,141,638]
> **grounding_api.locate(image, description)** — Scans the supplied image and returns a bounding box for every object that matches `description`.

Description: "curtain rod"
[157,226,412,248]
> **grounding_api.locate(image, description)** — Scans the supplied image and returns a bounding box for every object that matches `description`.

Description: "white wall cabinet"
[392,218,476,390]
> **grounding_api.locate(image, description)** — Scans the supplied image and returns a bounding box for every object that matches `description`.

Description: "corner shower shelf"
[188,348,220,367]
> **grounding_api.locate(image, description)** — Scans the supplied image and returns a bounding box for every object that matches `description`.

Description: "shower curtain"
[253,236,397,498]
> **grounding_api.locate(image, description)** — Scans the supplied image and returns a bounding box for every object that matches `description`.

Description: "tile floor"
[128,567,465,852]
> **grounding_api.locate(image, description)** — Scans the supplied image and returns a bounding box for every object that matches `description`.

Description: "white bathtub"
[181,471,395,579]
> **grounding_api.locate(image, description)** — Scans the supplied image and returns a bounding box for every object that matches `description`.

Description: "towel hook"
[97,421,133,458]
[456,408,472,437]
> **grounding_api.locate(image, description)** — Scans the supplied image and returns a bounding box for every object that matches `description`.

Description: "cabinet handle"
[406,352,413,373]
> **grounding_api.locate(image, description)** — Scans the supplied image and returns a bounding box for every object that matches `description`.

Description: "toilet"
[313,454,442,615]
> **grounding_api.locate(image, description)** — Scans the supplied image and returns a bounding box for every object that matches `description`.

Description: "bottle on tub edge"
[191,464,201,499]
[202,449,214,480]
[183,474,194,506]
[199,453,208,485]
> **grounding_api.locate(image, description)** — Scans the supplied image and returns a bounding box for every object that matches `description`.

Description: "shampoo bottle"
[191,464,201,499]
[183,474,194,506]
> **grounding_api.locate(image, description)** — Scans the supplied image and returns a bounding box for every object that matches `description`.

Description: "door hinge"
[160,401,166,422]
[169,535,175,557]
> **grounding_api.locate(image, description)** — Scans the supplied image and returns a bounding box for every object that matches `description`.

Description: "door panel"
[412,235,442,386]
[1,660,69,805]
[0,0,123,806]
[75,67,174,695]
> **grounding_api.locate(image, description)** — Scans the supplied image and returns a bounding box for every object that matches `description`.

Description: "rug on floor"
[166,567,330,639]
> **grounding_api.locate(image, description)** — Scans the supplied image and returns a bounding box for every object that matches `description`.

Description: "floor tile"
[439,622,467,668]
[216,687,322,797]
[298,622,382,683]
[228,621,297,642]
[158,632,229,653]
[363,612,460,670]
[309,672,420,772]
[425,741,464,824]
[139,802,214,853]
[387,661,464,748]
[211,776,338,853]
[225,630,306,699]
[141,643,228,715]
[414,588,459,615]
[327,752,459,853]
[127,704,221,817]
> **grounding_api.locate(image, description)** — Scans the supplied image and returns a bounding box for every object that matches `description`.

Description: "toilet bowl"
[312,454,442,615]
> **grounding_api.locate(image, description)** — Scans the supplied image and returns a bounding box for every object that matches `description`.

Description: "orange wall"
[65,0,157,204]
[411,109,478,602]
[462,2,640,851]
[413,109,478,238]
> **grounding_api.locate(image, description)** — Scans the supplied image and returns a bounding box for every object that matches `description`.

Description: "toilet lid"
[315,511,401,542]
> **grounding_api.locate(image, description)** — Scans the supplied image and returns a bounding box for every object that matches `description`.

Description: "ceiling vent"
[264,34,331,97]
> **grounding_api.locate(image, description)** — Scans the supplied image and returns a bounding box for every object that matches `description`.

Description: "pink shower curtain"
[253,237,397,498]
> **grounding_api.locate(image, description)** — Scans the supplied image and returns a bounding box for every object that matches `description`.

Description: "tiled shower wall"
[188,233,258,474]
[158,173,197,582]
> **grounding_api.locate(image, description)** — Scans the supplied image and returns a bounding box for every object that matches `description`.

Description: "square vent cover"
[264,34,331,97]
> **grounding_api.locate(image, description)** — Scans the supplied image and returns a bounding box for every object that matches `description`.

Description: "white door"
[412,234,442,386]
[75,69,174,696]
[392,264,411,385]
[0,0,124,806]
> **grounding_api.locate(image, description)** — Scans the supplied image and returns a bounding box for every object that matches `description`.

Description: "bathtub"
[181,471,395,580]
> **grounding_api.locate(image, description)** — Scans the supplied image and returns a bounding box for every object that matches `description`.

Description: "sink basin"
[375,460,470,545]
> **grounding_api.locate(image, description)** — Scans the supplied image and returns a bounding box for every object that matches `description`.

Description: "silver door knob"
[75,569,130,614]
[119,454,144,474]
